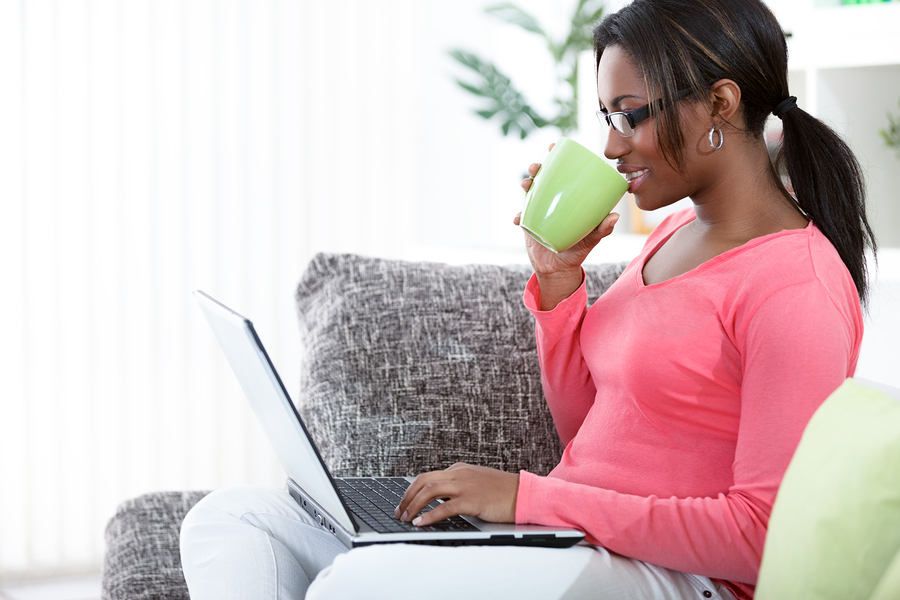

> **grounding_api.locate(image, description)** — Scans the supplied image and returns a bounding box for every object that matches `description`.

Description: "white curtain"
[0,0,603,579]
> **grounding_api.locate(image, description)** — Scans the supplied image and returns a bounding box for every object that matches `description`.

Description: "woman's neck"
[688,136,807,244]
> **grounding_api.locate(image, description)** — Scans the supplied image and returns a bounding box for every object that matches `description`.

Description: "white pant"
[180,485,737,600]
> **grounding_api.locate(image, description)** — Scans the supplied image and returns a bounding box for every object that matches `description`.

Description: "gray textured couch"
[101,253,626,600]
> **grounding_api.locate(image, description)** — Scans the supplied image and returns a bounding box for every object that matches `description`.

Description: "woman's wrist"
[534,268,584,311]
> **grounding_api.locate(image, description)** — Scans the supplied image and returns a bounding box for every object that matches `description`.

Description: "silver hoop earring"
[709,125,724,150]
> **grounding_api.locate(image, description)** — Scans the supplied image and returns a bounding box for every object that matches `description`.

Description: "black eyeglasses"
[596,88,692,137]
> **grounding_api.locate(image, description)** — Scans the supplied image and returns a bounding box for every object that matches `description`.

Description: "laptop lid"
[193,290,357,533]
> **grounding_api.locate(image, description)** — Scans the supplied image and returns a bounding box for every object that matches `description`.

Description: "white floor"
[0,575,101,600]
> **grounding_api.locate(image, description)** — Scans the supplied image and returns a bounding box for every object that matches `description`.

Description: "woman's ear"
[708,79,742,125]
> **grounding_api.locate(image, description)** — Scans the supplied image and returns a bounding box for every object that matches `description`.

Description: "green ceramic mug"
[520,137,629,253]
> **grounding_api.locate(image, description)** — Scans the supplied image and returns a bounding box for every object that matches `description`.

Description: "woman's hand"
[517,143,620,310]
[394,463,519,527]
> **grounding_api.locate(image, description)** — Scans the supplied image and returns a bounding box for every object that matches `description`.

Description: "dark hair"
[593,0,877,305]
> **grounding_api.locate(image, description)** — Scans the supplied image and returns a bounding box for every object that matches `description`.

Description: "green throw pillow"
[756,378,900,600]
[870,546,900,600]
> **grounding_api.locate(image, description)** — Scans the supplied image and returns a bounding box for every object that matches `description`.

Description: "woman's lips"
[622,168,649,193]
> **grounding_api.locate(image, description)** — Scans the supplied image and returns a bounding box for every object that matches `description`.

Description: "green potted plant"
[449,0,605,139]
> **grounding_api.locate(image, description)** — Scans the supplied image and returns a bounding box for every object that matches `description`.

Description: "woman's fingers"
[520,163,541,192]
[394,469,432,519]
[395,470,453,523]
[561,212,620,258]
[410,498,459,528]
[587,212,621,244]
[394,464,518,526]
[405,465,487,527]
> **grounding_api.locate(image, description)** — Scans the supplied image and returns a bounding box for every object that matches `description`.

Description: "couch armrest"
[102,491,209,600]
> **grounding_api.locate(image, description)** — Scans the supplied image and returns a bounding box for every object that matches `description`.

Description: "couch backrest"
[295,253,626,478]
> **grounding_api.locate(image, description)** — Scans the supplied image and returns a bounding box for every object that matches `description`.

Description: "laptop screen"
[194,291,355,533]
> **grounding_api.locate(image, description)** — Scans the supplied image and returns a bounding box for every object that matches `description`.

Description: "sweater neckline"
[636,211,815,290]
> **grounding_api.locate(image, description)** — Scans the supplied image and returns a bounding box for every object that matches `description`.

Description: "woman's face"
[596,45,710,211]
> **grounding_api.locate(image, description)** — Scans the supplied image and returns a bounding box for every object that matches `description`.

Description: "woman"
[180,1,875,598]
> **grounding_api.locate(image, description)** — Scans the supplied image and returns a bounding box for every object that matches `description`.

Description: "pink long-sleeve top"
[516,209,863,599]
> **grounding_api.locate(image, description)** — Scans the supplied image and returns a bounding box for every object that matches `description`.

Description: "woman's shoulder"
[726,221,862,324]
[738,220,849,285]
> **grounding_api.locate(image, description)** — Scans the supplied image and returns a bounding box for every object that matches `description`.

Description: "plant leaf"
[485,3,546,37]
[446,0,608,141]
[571,0,605,28]
[523,106,549,129]
[586,6,605,24]
[447,47,548,139]
[448,48,486,72]
[547,41,566,64]
[456,80,489,97]
[563,0,604,55]
[883,100,900,152]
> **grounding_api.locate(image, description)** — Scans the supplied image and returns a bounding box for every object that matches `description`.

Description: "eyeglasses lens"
[596,111,635,137]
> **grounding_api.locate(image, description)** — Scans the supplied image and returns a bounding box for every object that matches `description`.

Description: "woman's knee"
[182,486,264,538]
[181,487,258,565]
[181,484,347,591]
[306,545,405,599]
[180,486,298,564]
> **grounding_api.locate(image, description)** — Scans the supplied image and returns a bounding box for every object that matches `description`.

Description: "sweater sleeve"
[523,272,596,447]
[516,278,861,585]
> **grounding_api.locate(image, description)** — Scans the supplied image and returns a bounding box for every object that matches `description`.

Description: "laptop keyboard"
[336,477,478,534]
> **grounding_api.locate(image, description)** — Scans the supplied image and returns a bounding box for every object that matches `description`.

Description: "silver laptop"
[194,290,584,549]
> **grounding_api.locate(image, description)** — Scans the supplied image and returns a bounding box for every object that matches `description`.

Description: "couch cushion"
[295,253,625,478]
[755,378,900,600]
[870,546,900,600]
[102,491,209,600]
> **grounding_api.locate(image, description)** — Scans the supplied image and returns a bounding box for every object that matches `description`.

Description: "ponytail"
[776,106,877,306]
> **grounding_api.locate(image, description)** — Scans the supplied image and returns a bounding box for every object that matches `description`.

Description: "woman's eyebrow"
[603,93,644,110]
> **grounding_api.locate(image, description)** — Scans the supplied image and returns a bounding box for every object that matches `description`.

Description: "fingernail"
[394,507,400,518]
[412,516,423,526]
[401,511,408,521]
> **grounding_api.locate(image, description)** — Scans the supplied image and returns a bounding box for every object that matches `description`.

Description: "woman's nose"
[603,127,629,161]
